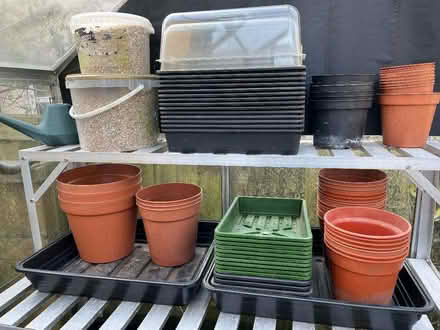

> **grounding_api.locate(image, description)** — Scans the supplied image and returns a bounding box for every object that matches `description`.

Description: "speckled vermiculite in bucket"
[67,75,159,152]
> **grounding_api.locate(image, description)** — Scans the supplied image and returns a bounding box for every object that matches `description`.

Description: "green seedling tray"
[215,239,312,251]
[215,255,313,267]
[215,196,312,243]
[216,259,312,270]
[215,244,312,256]
[215,236,313,247]
[215,252,312,264]
[216,248,312,260]
[215,266,312,281]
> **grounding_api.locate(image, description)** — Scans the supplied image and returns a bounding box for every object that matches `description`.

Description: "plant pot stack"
[136,183,202,266]
[378,62,439,147]
[324,207,411,305]
[214,197,313,295]
[310,75,376,149]
[56,164,141,263]
[317,169,387,230]
[158,6,306,154]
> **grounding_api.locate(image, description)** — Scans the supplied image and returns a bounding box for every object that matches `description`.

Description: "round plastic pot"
[324,236,409,260]
[319,190,386,204]
[318,198,385,212]
[312,74,376,85]
[324,224,410,249]
[380,71,435,81]
[136,196,201,210]
[379,62,435,72]
[327,244,405,304]
[318,187,386,201]
[318,185,387,197]
[58,180,141,202]
[136,183,202,207]
[378,93,440,105]
[57,164,141,194]
[58,194,137,263]
[380,104,437,148]
[319,169,387,188]
[310,84,375,94]
[380,85,434,93]
[324,207,411,242]
[310,99,373,110]
[380,79,434,86]
[312,107,368,149]
[138,202,200,267]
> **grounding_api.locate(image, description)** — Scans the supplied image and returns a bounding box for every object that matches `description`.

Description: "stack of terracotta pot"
[56,164,141,263]
[378,62,440,147]
[136,183,202,266]
[317,169,387,230]
[324,207,411,305]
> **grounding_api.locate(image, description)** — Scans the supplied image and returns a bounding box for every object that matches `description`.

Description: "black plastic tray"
[159,96,306,103]
[160,111,305,116]
[157,66,306,75]
[159,77,307,84]
[159,105,305,111]
[161,115,305,120]
[158,72,307,79]
[158,87,306,93]
[203,229,434,329]
[16,221,216,305]
[159,91,306,98]
[165,132,301,154]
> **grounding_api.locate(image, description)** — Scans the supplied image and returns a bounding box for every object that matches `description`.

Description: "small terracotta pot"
[325,223,410,249]
[379,93,439,147]
[324,207,411,242]
[324,236,409,260]
[136,183,202,266]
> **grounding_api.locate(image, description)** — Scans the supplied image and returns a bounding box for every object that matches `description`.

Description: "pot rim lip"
[380,62,435,71]
[58,180,141,196]
[136,182,202,204]
[324,234,409,253]
[325,240,408,264]
[58,194,134,205]
[138,200,201,212]
[319,169,387,185]
[136,196,202,209]
[324,206,411,240]
[378,92,440,96]
[56,164,141,190]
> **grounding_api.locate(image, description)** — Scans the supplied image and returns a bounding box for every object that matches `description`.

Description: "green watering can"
[0,103,79,146]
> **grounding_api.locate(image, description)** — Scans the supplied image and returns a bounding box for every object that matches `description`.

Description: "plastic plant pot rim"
[140,212,198,223]
[324,234,409,255]
[325,239,409,264]
[136,183,202,204]
[378,93,440,105]
[136,197,202,209]
[324,207,411,241]
[318,185,387,195]
[379,62,435,71]
[318,192,386,203]
[318,189,387,201]
[138,200,201,212]
[318,195,386,206]
[58,180,141,199]
[58,194,135,207]
[319,169,387,186]
[318,199,386,210]
[310,83,375,88]
[57,164,141,193]
[379,78,435,84]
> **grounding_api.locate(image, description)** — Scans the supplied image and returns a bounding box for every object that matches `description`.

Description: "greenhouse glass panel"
[0,0,127,70]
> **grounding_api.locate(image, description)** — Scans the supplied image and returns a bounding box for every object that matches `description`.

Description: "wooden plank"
[0,278,32,314]
[253,317,277,330]
[175,289,211,330]
[362,142,394,158]
[214,313,240,330]
[99,301,141,330]
[401,148,439,159]
[26,295,80,330]
[0,291,50,325]
[292,321,315,330]
[412,315,434,330]
[331,149,357,158]
[138,304,173,330]
[60,298,108,330]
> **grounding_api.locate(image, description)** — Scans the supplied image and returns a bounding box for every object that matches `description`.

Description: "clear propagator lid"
[159,5,304,71]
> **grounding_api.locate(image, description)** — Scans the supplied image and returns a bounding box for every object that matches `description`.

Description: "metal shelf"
[18,139,440,170]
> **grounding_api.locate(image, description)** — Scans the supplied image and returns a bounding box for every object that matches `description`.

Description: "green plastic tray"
[215,240,312,251]
[215,244,312,256]
[215,265,312,277]
[215,196,312,243]
[216,259,312,270]
[215,236,313,247]
[215,251,312,263]
[215,255,312,267]
[215,266,312,281]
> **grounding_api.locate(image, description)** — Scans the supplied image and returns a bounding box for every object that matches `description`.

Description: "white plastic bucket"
[66,74,159,152]
[71,12,154,74]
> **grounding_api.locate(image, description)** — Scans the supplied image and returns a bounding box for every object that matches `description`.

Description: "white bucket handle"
[69,84,145,120]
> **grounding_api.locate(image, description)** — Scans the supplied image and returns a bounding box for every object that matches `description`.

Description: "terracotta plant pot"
[136,183,202,267]
[380,71,435,81]
[380,75,435,83]
[379,93,440,147]
[56,164,141,263]
[326,244,406,304]
[319,188,386,202]
[379,62,435,72]
[324,207,411,242]
[319,169,387,186]
[380,85,434,93]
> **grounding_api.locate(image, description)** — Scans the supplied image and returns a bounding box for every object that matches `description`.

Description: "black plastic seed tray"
[159,96,306,103]
[159,91,306,98]
[203,228,434,329]
[160,111,305,116]
[159,87,306,93]
[159,77,306,84]
[160,105,305,111]
[165,132,301,154]
[16,221,216,305]
[161,115,305,120]
[157,66,306,75]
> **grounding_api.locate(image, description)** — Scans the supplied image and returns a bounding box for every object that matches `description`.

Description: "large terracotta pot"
[136,183,202,267]
[56,164,140,263]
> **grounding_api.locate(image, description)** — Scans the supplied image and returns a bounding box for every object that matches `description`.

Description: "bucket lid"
[71,12,154,34]
[65,74,158,89]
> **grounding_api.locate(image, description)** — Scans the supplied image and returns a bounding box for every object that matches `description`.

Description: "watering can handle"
[69,84,145,120]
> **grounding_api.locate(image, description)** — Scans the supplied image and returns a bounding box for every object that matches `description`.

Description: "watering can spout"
[0,113,45,140]
[0,104,79,146]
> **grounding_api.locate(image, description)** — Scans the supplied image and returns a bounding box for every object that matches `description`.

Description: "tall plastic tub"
[66,74,159,152]
[71,12,154,74]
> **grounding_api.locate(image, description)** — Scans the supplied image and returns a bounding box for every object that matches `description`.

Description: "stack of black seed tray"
[157,66,306,154]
